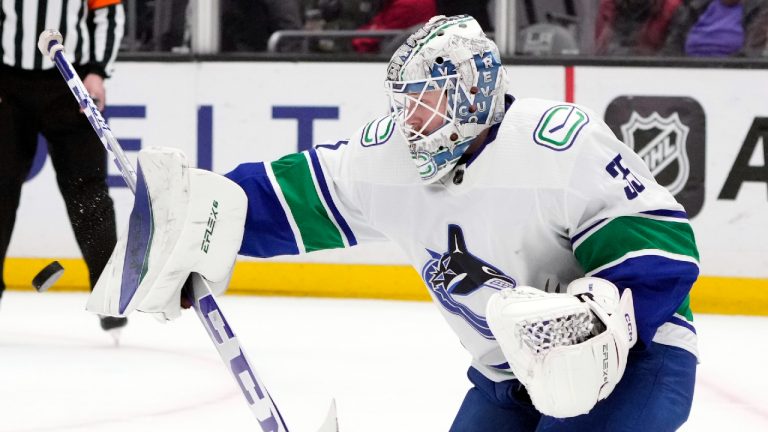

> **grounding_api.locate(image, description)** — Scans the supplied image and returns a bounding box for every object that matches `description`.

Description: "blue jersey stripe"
[669,316,697,334]
[309,149,358,246]
[571,209,688,246]
[640,209,689,219]
[593,255,699,347]
[571,218,606,245]
[489,362,510,370]
[225,163,300,257]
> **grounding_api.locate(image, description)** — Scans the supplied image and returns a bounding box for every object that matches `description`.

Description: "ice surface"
[0,291,766,431]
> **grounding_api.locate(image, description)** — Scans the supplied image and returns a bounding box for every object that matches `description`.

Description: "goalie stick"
[37,29,338,432]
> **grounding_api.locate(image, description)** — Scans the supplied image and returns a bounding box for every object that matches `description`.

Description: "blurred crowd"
[125,0,768,58]
[595,0,768,57]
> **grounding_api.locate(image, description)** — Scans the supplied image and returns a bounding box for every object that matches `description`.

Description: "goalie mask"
[385,15,508,183]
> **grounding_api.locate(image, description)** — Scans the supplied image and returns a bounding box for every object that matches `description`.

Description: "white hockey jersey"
[226,97,700,382]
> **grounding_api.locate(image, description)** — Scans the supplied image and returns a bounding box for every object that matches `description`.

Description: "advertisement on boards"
[8,62,767,283]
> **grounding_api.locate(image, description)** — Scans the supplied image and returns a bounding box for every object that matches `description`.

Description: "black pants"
[0,65,117,295]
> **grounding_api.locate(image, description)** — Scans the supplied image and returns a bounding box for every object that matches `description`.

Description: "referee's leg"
[41,81,117,290]
[0,70,41,298]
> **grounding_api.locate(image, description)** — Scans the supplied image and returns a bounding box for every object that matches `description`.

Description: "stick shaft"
[189,275,289,432]
[48,43,137,193]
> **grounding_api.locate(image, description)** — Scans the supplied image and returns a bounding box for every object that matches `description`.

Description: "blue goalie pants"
[450,342,696,432]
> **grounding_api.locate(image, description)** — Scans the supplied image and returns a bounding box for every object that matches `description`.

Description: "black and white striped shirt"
[0,0,124,77]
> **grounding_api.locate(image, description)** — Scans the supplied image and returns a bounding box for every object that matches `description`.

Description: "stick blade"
[317,399,339,432]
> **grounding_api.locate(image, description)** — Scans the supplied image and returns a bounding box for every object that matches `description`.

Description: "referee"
[0,0,126,333]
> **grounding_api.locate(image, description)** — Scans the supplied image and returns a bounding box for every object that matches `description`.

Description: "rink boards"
[6,62,768,315]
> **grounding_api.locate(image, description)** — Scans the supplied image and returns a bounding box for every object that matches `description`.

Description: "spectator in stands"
[123,0,189,52]
[352,0,437,53]
[595,0,689,56]
[305,0,378,31]
[221,0,302,52]
[436,0,493,31]
[743,3,768,56]
[302,0,380,52]
[671,0,768,57]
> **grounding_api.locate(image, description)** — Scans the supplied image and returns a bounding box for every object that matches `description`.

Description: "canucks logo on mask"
[421,225,516,338]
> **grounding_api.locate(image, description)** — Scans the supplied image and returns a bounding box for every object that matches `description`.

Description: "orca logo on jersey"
[421,224,517,339]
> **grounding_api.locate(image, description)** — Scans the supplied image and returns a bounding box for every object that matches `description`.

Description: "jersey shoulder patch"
[360,115,396,147]
[532,104,590,152]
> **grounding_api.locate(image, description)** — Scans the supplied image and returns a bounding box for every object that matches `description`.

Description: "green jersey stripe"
[270,153,345,252]
[264,163,306,253]
[574,216,699,274]
[675,294,693,321]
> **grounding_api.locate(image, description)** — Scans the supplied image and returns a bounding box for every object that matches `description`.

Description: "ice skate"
[99,316,127,346]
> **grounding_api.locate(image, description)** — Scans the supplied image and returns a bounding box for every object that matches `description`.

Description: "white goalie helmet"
[384,15,509,183]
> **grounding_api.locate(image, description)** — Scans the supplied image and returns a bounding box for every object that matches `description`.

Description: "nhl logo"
[620,112,690,196]
[605,96,705,218]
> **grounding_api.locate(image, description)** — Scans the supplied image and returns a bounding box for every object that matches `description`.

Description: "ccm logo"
[625,313,634,342]
[201,297,281,432]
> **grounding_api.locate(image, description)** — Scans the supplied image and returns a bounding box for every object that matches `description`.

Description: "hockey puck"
[32,261,65,292]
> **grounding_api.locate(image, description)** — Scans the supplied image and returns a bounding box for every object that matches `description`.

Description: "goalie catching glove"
[486,277,637,418]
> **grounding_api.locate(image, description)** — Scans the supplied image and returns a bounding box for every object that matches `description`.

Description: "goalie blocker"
[486,277,636,419]
[87,148,247,320]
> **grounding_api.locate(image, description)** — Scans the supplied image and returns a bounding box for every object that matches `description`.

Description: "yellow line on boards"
[688,276,768,317]
[2,258,430,300]
[4,258,767,316]
[5,258,91,292]
[227,261,429,300]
